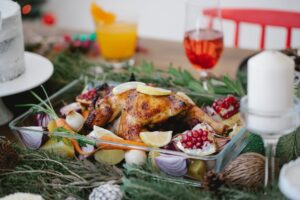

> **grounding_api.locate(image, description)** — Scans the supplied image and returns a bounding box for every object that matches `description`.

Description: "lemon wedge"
[41,138,75,158]
[94,149,125,165]
[47,120,57,132]
[176,91,195,105]
[112,82,145,95]
[140,131,172,147]
[89,125,123,140]
[137,85,172,96]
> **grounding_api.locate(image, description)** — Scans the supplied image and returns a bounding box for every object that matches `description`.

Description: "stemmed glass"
[184,0,223,78]
[240,97,300,186]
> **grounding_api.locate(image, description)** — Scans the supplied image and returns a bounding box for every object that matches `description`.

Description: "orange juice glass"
[96,21,137,61]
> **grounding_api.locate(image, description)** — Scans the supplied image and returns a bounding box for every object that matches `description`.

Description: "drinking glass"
[240,96,300,186]
[95,15,137,68]
[184,0,223,78]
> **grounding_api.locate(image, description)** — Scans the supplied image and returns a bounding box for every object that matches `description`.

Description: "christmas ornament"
[279,157,300,200]
[16,0,47,18]
[0,138,19,172]
[89,182,122,200]
[0,192,44,200]
[241,133,265,155]
[42,12,56,26]
[223,153,265,188]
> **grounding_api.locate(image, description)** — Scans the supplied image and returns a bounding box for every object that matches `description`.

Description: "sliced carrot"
[55,118,94,155]
[98,135,148,150]
[82,110,89,120]
[55,118,74,133]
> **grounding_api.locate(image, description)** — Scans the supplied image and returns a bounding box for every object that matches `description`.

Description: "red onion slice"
[155,154,187,177]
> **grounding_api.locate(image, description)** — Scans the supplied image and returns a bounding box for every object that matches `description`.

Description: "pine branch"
[0,146,122,200]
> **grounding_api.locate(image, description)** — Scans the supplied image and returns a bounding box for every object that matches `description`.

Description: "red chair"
[203,8,300,49]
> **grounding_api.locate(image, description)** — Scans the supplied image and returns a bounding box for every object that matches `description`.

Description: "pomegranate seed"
[181,135,187,142]
[202,136,207,141]
[202,131,208,137]
[196,137,202,142]
[213,95,240,119]
[227,95,236,103]
[222,101,229,109]
[192,138,197,143]
[196,142,202,148]
[187,142,193,148]
[192,131,199,138]
[198,129,203,135]
[186,135,192,141]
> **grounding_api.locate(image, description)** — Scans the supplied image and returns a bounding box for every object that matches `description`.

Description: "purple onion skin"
[36,113,51,127]
[155,155,187,177]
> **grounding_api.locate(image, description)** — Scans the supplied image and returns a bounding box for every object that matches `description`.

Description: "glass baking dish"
[9,77,249,186]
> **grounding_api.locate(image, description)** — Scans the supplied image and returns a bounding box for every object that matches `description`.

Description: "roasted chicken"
[85,86,226,141]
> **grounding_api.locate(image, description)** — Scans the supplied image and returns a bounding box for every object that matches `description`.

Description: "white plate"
[0,52,54,97]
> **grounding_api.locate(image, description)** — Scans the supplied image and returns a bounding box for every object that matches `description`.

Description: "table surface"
[0,23,255,140]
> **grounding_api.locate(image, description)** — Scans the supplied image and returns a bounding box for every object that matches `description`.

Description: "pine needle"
[0,146,122,200]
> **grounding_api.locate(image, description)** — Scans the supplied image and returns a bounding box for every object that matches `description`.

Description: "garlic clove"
[79,144,95,160]
[65,110,85,131]
[125,150,147,166]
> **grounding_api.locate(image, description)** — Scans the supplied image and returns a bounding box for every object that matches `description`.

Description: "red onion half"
[155,154,187,177]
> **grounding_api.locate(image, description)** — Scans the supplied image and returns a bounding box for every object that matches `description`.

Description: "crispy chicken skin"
[185,106,226,133]
[86,88,226,141]
[117,90,191,141]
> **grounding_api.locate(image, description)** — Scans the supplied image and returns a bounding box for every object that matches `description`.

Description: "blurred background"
[36,0,300,50]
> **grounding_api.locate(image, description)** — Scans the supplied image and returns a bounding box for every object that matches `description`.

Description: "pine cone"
[202,170,225,191]
[222,153,265,188]
[89,182,122,200]
[0,139,19,172]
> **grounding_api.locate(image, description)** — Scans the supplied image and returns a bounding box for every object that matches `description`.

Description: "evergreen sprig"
[122,163,286,200]
[0,146,122,200]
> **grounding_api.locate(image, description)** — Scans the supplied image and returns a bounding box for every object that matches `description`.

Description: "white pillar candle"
[247,51,295,133]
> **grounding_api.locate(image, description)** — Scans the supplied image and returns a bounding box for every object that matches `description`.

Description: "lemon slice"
[47,120,57,132]
[94,149,125,165]
[112,82,145,95]
[41,138,75,158]
[148,150,161,168]
[140,131,172,147]
[176,92,195,105]
[137,85,172,96]
[89,125,123,140]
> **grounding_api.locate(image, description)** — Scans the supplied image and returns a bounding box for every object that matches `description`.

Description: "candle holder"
[240,96,300,187]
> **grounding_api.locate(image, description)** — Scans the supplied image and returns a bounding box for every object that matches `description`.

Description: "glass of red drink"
[184,0,223,78]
